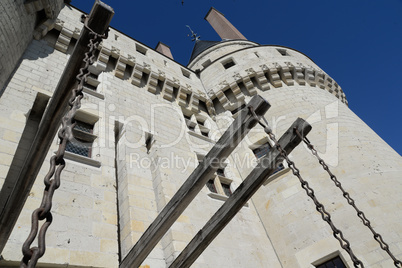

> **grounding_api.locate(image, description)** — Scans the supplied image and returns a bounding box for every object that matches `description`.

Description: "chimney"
[155,42,173,60]
[205,7,246,40]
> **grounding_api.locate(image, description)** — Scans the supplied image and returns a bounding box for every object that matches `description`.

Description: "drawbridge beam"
[120,95,271,268]
[170,117,311,268]
[0,0,113,253]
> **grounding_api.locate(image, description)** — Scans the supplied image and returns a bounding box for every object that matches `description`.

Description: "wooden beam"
[169,118,312,268]
[0,0,114,253]
[120,95,271,268]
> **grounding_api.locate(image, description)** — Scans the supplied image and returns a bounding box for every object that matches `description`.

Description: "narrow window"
[84,72,100,91]
[66,137,92,157]
[188,124,195,131]
[145,132,154,153]
[252,142,271,159]
[274,163,285,174]
[222,59,236,69]
[35,9,47,28]
[196,117,209,138]
[206,180,217,193]
[202,59,212,68]
[315,256,346,268]
[66,120,95,158]
[74,120,93,134]
[216,168,225,177]
[136,44,147,55]
[221,183,232,197]
[277,48,288,56]
[198,100,209,114]
[181,68,191,79]
[185,93,191,105]
[200,130,209,137]
[206,176,233,197]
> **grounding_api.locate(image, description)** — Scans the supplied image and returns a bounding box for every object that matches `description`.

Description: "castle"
[0,1,401,267]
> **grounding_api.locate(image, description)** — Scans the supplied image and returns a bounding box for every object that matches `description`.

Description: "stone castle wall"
[0,0,64,92]
[196,40,402,267]
[0,3,401,268]
[0,5,281,267]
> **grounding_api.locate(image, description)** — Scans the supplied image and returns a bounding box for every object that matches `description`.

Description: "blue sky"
[73,0,402,155]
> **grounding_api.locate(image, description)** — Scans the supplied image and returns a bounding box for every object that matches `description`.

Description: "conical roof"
[188,40,221,64]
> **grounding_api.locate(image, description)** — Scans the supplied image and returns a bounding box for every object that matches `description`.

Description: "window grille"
[252,142,271,159]
[66,138,91,157]
[315,256,346,268]
[74,120,93,133]
[65,120,95,158]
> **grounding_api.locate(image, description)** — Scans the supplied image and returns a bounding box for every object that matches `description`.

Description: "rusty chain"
[20,24,106,268]
[248,107,364,268]
[295,131,402,268]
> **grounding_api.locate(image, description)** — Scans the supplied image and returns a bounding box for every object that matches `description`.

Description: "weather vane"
[186,25,200,42]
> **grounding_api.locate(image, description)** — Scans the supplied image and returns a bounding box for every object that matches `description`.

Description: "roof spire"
[186,25,200,42]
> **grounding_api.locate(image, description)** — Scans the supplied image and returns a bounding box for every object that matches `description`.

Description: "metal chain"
[20,25,106,268]
[248,107,364,268]
[296,131,402,268]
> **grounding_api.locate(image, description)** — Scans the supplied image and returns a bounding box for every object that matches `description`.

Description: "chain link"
[20,25,106,268]
[296,132,402,268]
[248,107,364,268]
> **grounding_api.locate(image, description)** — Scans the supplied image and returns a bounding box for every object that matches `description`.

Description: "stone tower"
[0,3,401,268]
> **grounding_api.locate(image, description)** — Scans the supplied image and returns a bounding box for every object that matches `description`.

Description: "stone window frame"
[206,174,233,201]
[249,137,289,185]
[222,58,236,69]
[66,120,95,157]
[196,153,233,200]
[181,68,191,79]
[85,66,105,99]
[277,48,289,56]
[183,111,212,141]
[63,110,101,167]
[135,44,147,55]
[312,251,348,268]
[196,153,247,206]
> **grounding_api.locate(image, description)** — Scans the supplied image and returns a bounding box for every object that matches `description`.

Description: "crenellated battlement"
[46,6,347,122]
[204,60,347,112]
[1,3,401,268]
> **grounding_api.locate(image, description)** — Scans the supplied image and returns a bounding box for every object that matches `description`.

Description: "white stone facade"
[0,3,401,268]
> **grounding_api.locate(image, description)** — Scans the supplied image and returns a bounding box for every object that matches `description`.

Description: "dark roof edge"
[187,39,259,66]
[194,44,317,73]
[68,3,197,73]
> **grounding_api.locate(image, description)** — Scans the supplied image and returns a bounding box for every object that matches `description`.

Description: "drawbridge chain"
[297,133,402,268]
[20,25,107,268]
[248,107,364,268]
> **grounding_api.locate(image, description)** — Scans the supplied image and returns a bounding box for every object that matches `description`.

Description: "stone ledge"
[263,167,290,186]
[83,87,105,100]
[188,131,215,144]
[64,151,101,167]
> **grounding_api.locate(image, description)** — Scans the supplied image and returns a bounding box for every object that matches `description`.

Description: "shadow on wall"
[0,33,57,98]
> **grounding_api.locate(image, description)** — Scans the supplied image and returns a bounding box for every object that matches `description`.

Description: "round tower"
[188,7,402,267]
